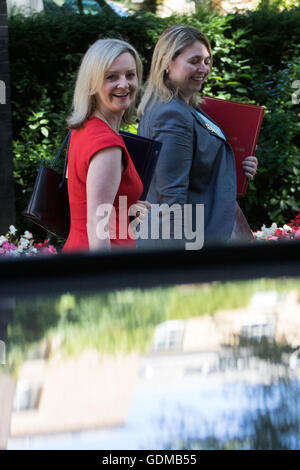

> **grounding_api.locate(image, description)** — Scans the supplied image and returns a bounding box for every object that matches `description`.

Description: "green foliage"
[12,92,68,239]
[6,295,61,373]
[7,5,300,233]
[58,288,171,356]
[230,6,300,72]
[6,278,300,369]
[239,58,300,227]
[229,7,300,227]
[140,0,162,14]
[257,0,300,10]
[8,8,168,236]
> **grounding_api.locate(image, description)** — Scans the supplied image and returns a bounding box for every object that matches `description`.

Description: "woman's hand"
[129,200,151,227]
[242,156,258,180]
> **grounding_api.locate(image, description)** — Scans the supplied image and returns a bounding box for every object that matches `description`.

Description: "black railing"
[0,241,299,298]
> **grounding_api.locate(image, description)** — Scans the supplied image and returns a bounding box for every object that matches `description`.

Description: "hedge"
[8,4,300,237]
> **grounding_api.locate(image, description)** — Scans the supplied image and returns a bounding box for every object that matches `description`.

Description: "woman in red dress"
[63,38,149,252]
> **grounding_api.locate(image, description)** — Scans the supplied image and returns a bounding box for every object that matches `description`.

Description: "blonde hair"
[67,38,143,129]
[138,25,212,116]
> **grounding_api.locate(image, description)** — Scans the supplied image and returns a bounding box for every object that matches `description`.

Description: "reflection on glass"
[1,278,300,449]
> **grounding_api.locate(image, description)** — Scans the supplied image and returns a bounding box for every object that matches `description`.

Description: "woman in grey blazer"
[137,25,257,248]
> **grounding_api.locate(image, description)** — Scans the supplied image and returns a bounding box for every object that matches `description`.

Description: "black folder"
[120,131,162,200]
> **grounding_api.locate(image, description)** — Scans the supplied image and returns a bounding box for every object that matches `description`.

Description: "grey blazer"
[137,95,237,246]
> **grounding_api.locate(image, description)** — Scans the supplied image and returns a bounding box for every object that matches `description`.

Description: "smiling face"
[96,51,138,121]
[167,41,211,103]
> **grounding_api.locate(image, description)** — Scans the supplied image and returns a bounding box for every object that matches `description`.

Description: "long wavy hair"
[138,25,212,116]
[67,38,143,129]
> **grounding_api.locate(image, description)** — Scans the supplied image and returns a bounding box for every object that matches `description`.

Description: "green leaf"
[41,127,49,138]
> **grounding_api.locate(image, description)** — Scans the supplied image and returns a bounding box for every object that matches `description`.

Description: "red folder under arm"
[200,96,264,196]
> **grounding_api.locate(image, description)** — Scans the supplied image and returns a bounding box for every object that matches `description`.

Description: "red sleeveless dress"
[62,116,143,252]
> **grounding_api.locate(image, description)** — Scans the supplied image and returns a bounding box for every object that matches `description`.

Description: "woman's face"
[97,52,139,117]
[167,41,211,102]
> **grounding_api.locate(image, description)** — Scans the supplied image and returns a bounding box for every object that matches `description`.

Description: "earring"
[165,68,169,75]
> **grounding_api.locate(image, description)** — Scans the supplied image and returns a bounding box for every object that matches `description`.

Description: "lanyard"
[195,110,227,141]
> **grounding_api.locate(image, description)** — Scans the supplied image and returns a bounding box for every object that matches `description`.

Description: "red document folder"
[200,96,264,196]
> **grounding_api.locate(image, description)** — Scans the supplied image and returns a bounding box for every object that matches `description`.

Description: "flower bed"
[254,213,300,241]
[0,225,57,256]
[1,214,300,255]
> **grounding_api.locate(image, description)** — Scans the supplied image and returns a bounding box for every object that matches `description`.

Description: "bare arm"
[86,146,122,251]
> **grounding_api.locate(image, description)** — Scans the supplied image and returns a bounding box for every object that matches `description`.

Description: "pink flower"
[0,228,58,257]
[40,245,57,255]
[294,230,300,239]
[281,230,291,239]
[2,241,17,251]
[268,236,278,240]
[34,242,44,249]
[34,239,51,249]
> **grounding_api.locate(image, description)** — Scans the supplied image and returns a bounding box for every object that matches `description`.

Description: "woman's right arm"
[86,147,122,251]
[146,105,194,240]
[150,105,194,206]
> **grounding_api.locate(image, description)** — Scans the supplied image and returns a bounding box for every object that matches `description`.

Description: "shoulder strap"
[51,130,72,170]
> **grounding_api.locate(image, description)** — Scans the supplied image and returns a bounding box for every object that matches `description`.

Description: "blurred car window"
[64,0,129,16]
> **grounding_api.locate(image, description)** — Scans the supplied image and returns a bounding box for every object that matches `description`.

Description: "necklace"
[93,111,120,135]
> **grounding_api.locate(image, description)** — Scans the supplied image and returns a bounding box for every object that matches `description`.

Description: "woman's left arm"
[86,146,122,251]
[242,156,258,180]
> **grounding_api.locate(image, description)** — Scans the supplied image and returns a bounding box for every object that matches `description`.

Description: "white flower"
[0,236,7,247]
[271,222,278,231]
[23,231,33,240]
[18,238,30,250]
[10,250,20,257]
[254,230,265,239]
[25,246,37,256]
[9,225,17,235]
[283,224,292,232]
[260,223,278,237]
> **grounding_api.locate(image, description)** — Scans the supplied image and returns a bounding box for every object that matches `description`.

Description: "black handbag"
[22,131,71,240]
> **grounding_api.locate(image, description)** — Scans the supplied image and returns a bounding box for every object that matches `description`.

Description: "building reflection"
[6,288,300,449]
